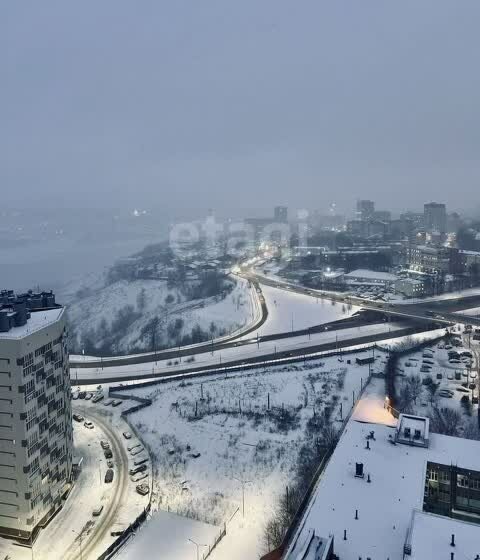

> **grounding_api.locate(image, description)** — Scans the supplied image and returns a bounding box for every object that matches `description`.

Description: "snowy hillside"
[67,276,255,356]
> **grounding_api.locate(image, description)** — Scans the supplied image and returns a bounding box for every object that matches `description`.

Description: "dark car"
[104,448,113,459]
[129,464,147,476]
[105,469,114,483]
[73,414,84,423]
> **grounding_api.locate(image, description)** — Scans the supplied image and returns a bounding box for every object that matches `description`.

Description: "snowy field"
[253,284,360,336]
[122,349,385,559]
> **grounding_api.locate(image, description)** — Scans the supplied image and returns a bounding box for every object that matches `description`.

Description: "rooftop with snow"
[285,408,480,560]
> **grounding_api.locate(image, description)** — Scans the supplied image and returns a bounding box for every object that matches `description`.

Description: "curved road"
[68,408,130,560]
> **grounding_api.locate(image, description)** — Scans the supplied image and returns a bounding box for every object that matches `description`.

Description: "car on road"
[73,414,84,423]
[107,460,114,468]
[131,472,148,483]
[100,440,110,450]
[104,448,113,459]
[136,483,150,496]
[104,469,114,484]
[122,431,132,440]
[129,464,147,476]
[93,505,104,516]
[84,421,94,429]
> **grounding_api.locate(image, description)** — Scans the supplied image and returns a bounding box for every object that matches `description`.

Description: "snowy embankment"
[67,276,256,355]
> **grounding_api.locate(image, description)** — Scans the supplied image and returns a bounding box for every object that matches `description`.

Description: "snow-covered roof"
[285,416,480,560]
[407,510,480,560]
[116,510,220,560]
[0,308,63,340]
[345,269,397,281]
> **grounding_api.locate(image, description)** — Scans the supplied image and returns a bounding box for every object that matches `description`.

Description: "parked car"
[93,505,104,516]
[104,469,114,484]
[112,400,122,407]
[131,472,148,483]
[73,414,84,423]
[72,392,79,400]
[136,484,150,496]
[122,431,132,440]
[131,447,144,457]
[133,457,148,467]
[92,394,104,403]
[103,399,114,406]
[78,391,87,399]
[127,443,141,452]
[129,464,147,476]
[84,421,94,429]
[85,393,93,401]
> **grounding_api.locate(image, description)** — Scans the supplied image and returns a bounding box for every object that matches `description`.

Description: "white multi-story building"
[0,290,73,543]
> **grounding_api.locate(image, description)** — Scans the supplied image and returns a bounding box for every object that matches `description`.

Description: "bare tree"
[406,375,423,404]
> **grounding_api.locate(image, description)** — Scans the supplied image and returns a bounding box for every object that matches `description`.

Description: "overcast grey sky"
[2,1,479,218]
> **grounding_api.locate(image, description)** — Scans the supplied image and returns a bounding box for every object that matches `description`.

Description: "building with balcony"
[0,290,73,543]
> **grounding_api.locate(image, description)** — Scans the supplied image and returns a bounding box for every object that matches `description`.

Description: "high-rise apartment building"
[424,202,447,234]
[274,206,288,223]
[356,200,375,221]
[0,290,73,543]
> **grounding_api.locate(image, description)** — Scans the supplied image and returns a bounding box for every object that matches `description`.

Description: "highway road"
[72,324,434,385]
[69,267,479,385]
[241,270,480,328]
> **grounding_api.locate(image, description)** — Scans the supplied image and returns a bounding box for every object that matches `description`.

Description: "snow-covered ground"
[252,284,360,336]
[67,276,256,354]
[119,349,385,559]
[455,306,480,317]
[116,510,221,560]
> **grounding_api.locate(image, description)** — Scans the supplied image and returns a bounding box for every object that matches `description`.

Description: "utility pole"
[233,476,252,517]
